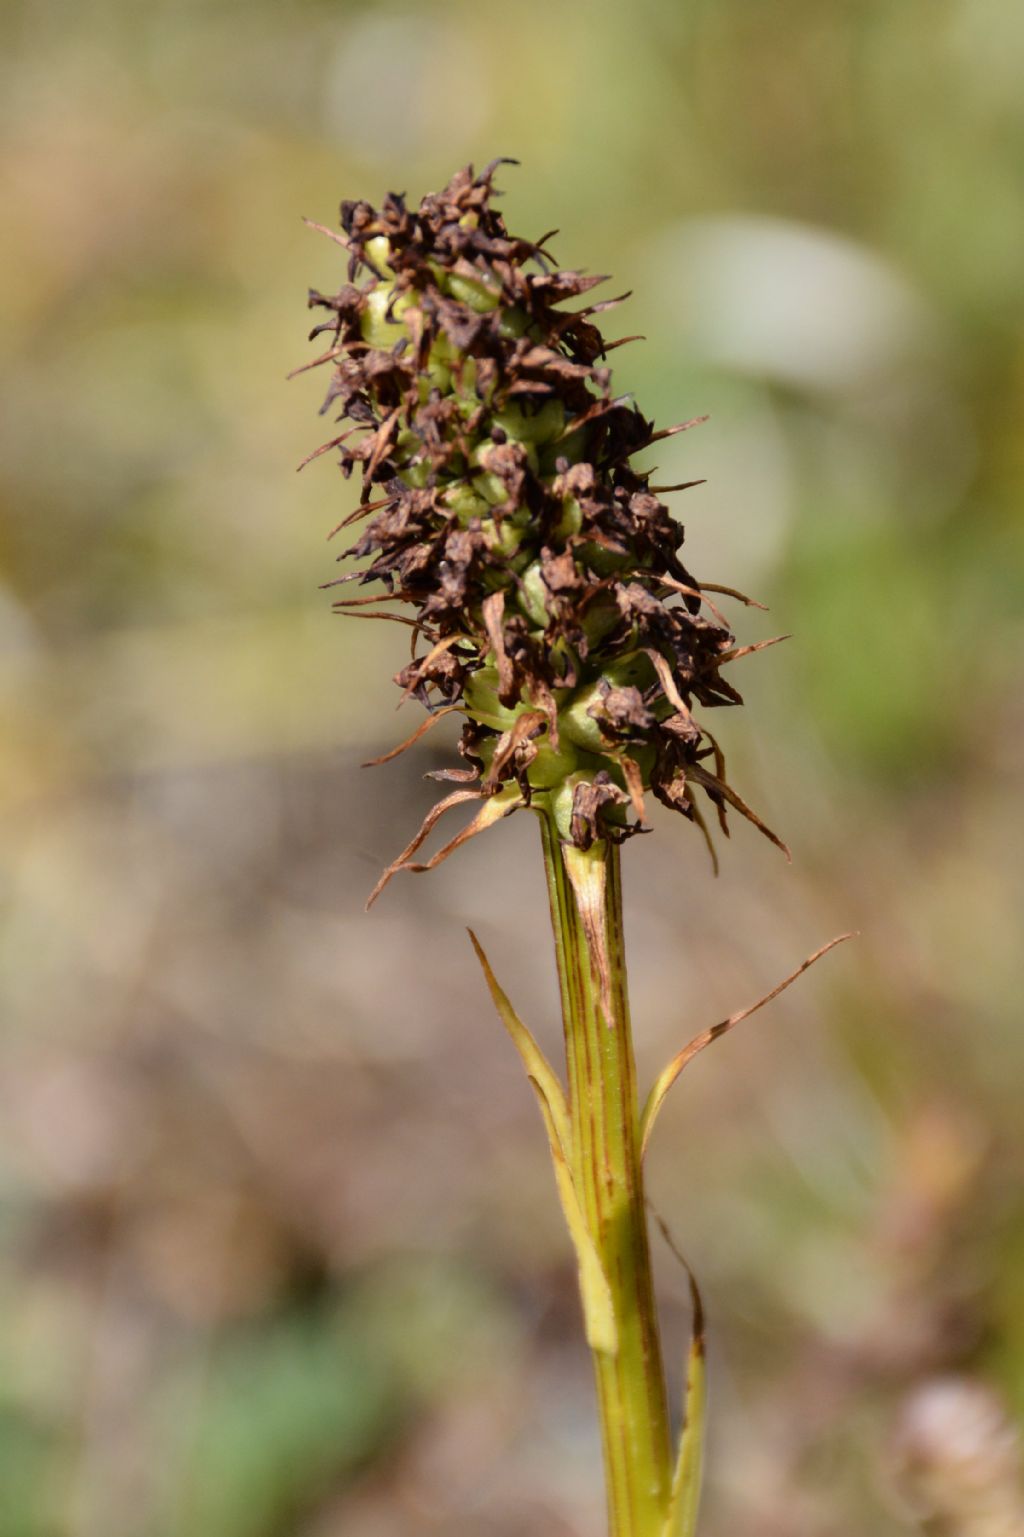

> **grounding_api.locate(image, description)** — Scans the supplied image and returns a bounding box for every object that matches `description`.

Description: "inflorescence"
[297,160,788,899]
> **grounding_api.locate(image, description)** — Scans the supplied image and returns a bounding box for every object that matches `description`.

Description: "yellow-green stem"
[539,810,672,1537]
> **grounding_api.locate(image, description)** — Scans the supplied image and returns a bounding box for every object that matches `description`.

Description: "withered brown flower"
[297,160,789,898]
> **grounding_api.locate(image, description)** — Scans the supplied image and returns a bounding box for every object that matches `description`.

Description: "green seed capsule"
[560,683,611,755]
[447,272,501,313]
[526,736,582,789]
[518,561,551,628]
[463,668,517,732]
[363,235,394,276]
[493,398,565,447]
[360,284,414,349]
[482,516,525,559]
[496,305,530,340]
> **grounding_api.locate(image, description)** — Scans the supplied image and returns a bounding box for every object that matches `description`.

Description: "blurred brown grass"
[1,2,1022,1534]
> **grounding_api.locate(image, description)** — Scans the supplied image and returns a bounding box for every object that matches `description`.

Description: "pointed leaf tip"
[641,932,855,1157]
[662,1291,707,1537]
[651,1209,707,1537]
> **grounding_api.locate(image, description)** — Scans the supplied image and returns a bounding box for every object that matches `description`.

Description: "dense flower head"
[299,160,788,898]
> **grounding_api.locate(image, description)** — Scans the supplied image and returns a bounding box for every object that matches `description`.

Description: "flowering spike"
[296,165,853,1537]
[301,161,784,885]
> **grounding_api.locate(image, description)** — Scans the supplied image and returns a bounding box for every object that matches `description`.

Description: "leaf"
[686,761,792,861]
[662,1268,706,1537]
[467,930,571,1161]
[362,704,463,767]
[650,1209,706,1537]
[531,1083,618,1356]
[367,784,523,908]
[640,934,855,1159]
[468,931,617,1356]
[365,789,482,909]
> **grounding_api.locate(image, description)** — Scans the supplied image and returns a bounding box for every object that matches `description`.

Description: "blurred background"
[2,1,1023,1533]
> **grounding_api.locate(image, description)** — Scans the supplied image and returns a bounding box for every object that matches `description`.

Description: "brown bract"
[299,160,788,891]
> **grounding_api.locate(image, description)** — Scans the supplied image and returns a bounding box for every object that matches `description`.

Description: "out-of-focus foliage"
[1,1,1022,1534]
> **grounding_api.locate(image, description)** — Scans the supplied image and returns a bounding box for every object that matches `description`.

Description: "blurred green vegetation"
[1,1,1022,1534]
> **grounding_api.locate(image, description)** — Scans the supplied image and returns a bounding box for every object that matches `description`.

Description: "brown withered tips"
[299,160,786,882]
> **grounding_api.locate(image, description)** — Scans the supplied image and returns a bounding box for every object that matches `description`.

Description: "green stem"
[539,810,672,1537]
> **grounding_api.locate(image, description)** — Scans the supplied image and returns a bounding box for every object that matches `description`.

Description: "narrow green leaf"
[640,933,855,1159]
[662,1276,707,1537]
[468,928,572,1161]
[530,1084,618,1356]
[469,929,618,1356]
